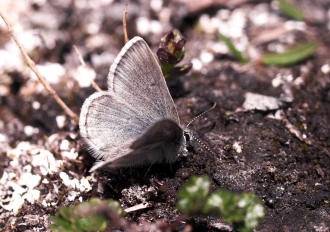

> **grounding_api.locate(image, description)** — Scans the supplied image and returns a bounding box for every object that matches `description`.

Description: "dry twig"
[122,5,129,43]
[73,45,102,92]
[124,203,151,213]
[0,12,79,123]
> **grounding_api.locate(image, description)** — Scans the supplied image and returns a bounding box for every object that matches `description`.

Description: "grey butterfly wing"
[80,36,181,171]
[90,119,184,171]
[80,92,139,161]
[108,36,180,124]
[130,119,183,150]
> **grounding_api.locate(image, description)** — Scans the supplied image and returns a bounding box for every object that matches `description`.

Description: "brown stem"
[73,45,102,92]
[0,12,79,123]
[122,5,129,43]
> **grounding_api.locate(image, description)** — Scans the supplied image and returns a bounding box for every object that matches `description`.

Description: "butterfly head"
[174,128,192,158]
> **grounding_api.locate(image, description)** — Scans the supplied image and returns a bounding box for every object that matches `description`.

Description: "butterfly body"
[79,36,189,171]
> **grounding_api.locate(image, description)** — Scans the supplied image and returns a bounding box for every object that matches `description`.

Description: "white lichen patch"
[41,192,57,207]
[30,62,65,84]
[60,139,70,151]
[59,172,92,192]
[61,150,79,160]
[6,141,32,165]
[67,191,80,202]
[0,171,41,214]
[1,140,94,217]
[0,43,25,72]
[18,173,41,189]
[31,149,62,175]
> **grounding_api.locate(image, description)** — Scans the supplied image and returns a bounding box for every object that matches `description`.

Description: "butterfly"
[79,36,191,171]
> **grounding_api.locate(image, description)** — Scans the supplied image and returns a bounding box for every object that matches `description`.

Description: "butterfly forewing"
[108,36,180,124]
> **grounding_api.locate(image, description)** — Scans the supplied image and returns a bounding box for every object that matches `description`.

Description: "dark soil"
[0,0,329,231]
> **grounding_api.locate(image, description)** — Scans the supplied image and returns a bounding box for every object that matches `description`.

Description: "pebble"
[200,50,214,64]
[192,58,203,71]
[233,141,243,153]
[321,64,330,74]
[73,65,96,88]
[56,115,66,129]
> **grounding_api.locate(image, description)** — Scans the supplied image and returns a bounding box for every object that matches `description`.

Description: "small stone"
[24,125,39,136]
[243,92,282,111]
[0,133,7,142]
[150,0,163,11]
[321,64,330,74]
[32,101,40,110]
[59,140,70,151]
[56,115,66,129]
[136,17,150,35]
[192,58,202,71]
[200,51,214,64]
[233,141,242,153]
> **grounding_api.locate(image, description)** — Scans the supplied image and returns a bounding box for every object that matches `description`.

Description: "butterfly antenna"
[195,136,217,156]
[185,102,216,129]
[185,102,217,156]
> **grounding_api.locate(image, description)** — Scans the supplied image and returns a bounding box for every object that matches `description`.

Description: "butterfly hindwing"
[89,119,183,171]
[79,92,140,161]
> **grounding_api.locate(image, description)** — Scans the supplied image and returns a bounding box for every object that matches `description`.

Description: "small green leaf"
[157,29,191,78]
[50,198,123,232]
[276,0,304,21]
[50,215,73,232]
[76,215,107,231]
[204,190,264,232]
[261,41,318,66]
[218,33,249,63]
[106,199,124,216]
[177,176,265,232]
[177,176,210,215]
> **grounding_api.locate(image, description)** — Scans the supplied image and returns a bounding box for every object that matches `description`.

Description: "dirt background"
[0,0,329,231]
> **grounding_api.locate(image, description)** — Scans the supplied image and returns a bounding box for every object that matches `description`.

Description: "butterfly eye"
[183,131,191,142]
